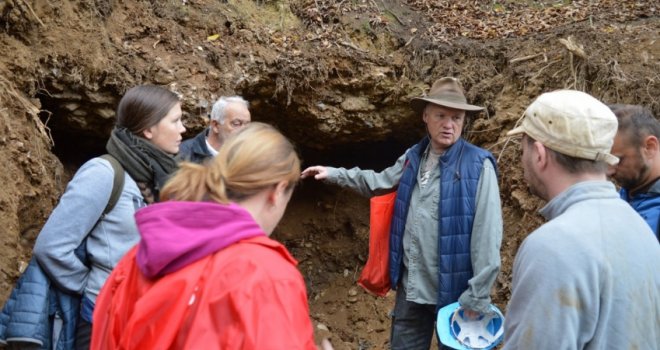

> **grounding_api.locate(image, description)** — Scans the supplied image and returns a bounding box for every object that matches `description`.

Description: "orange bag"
[358,191,397,297]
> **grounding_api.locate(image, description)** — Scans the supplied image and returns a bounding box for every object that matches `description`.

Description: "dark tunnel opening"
[298,137,410,173]
[37,92,113,171]
[36,100,413,187]
[36,89,417,183]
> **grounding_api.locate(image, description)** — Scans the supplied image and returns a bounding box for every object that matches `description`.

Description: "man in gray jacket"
[504,90,660,349]
[302,77,503,349]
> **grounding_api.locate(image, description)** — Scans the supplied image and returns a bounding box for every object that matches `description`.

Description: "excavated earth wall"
[0,0,657,348]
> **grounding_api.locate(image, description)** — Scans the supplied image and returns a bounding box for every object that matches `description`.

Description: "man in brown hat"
[302,77,503,349]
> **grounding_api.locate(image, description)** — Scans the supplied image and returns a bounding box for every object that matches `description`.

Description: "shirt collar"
[205,138,219,157]
[539,181,618,220]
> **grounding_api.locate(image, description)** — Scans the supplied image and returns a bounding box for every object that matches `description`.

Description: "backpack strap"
[74,154,126,266]
[99,154,125,215]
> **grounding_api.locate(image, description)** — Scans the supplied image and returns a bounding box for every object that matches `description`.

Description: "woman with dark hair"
[32,85,186,349]
[91,123,329,350]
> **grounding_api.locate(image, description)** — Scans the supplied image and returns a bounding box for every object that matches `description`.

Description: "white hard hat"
[436,302,504,350]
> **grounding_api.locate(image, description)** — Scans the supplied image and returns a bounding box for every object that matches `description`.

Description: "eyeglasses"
[229,120,250,128]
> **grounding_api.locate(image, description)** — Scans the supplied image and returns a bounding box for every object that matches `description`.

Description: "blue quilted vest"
[620,188,660,241]
[389,137,497,308]
[0,258,80,350]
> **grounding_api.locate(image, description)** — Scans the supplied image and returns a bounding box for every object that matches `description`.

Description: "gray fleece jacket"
[503,181,660,350]
[33,157,145,304]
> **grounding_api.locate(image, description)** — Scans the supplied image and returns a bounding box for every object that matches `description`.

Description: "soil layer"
[0,1,658,348]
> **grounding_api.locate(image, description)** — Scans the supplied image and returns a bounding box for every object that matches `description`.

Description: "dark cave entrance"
[37,90,115,171]
[37,87,413,178]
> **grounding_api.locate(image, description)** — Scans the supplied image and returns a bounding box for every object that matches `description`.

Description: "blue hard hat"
[436,302,504,350]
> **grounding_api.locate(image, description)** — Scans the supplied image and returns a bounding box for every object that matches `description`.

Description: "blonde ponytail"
[162,122,300,203]
[205,159,230,203]
[160,162,221,202]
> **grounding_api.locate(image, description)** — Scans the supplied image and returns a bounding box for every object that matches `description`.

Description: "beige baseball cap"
[507,90,619,165]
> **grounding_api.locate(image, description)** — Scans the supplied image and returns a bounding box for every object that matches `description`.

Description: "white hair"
[210,96,249,124]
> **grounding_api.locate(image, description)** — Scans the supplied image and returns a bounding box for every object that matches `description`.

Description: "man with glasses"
[178,96,251,164]
[302,77,503,349]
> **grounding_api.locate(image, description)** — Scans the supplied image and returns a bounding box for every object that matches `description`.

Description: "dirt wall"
[0,1,658,348]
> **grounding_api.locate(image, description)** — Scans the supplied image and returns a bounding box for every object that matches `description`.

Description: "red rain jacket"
[91,236,316,350]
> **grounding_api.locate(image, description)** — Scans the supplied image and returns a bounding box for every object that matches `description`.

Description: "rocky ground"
[0,0,658,348]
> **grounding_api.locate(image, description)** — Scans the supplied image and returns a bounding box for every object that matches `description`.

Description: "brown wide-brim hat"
[410,77,484,115]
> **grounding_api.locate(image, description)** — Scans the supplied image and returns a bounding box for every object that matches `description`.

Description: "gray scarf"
[106,127,178,202]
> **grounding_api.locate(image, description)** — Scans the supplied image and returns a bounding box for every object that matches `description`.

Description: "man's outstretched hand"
[301,166,329,180]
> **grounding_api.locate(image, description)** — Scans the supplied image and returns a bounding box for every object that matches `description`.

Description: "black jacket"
[177,128,214,164]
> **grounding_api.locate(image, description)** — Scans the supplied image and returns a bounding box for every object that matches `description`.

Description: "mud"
[0,1,658,349]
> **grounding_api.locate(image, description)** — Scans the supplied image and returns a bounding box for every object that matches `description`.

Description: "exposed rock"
[0,2,657,349]
[340,96,375,112]
[95,108,115,119]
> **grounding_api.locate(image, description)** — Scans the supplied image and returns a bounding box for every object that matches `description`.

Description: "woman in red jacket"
[91,122,325,350]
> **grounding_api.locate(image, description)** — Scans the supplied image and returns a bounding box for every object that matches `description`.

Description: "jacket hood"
[135,201,265,279]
